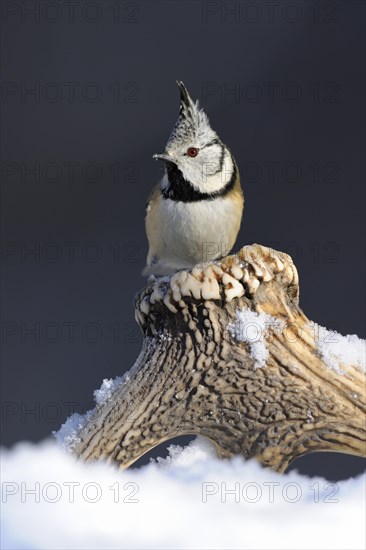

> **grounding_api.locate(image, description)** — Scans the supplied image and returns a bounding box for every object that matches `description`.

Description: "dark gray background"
[1,0,365,480]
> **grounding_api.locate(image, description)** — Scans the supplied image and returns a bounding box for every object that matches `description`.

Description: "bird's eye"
[187,147,199,158]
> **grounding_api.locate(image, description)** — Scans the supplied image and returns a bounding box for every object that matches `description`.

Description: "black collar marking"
[162,155,237,203]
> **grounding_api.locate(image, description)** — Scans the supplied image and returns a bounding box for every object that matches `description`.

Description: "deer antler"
[58,244,366,472]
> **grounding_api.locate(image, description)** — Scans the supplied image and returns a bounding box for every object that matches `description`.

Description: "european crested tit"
[144,81,244,276]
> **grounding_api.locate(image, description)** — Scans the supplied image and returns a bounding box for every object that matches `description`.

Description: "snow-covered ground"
[1,437,365,550]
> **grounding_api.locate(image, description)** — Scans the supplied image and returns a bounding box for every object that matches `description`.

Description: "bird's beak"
[153,153,177,164]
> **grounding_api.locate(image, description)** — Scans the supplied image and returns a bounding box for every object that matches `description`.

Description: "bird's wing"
[145,183,162,269]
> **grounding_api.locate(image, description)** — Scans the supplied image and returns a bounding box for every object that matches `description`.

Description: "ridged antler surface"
[59,244,366,472]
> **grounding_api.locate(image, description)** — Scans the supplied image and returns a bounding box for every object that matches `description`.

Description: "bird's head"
[153,81,234,195]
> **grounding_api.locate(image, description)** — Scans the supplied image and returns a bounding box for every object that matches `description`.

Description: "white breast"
[159,194,241,267]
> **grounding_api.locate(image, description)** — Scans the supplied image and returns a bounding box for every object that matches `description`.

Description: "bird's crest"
[166,81,217,151]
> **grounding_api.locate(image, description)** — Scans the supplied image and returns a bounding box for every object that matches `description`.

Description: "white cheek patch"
[164,143,234,196]
[202,160,220,176]
[180,151,234,194]
[198,150,234,194]
[200,144,223,178]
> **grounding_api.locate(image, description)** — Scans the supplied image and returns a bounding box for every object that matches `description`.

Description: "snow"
[54,376,126,453]
[1,437,365,550]
[55,358,146,453]
[228,312,366,374]
[94,375,125,405]
[311,323,366,374]
[54,375,126,452]
[53,411,93,454]
[228,309,284,368]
